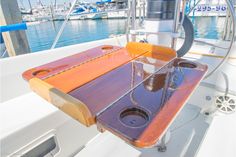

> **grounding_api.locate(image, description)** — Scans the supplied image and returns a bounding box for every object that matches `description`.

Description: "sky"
[17,0,95,9]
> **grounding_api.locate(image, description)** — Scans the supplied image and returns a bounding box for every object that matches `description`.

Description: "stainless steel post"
[144,0,177,46]
[131,0,137,41]
[171,0,183,49]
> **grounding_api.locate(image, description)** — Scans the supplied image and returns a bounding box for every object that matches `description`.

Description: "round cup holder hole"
[32,69,50,76]
[178,61,197,68]
[119,107,150,128]
[101,46,113,50]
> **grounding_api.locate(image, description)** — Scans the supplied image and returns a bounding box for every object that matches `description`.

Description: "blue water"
[25,17,225,52]
[191,16,225,39]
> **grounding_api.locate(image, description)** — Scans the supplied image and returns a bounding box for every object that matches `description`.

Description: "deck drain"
[215,95,236,114]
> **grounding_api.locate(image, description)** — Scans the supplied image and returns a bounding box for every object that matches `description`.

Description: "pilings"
[0,0,31,56]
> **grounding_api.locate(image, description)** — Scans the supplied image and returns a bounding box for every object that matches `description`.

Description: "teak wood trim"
[22,45,122,81]
[126,42,177,60]
[43,48,148,93]
[29,78,94,126]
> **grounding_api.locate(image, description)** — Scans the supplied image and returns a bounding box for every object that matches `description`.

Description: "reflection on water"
[26,19,126,52]
[191,16,225,39]
[26,17,225,52]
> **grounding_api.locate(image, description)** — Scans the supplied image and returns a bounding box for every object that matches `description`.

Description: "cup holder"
[101,46,113,51]
[178,61,197,69]
[119,107,150,128]
[32,69,50,76]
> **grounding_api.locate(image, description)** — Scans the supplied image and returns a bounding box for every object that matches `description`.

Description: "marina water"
[26,17,226,52]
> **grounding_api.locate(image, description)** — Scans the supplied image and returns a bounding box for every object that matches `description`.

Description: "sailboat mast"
[27,0,32,14]
[28,0,32,10]
[37,0,43,7]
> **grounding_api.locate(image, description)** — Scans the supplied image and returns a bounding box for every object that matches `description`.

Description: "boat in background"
[19,0,234,23]
[70,4,108,20]
[69,0,129,20]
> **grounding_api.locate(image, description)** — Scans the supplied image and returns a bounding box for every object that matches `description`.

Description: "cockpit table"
[23,42,207,148]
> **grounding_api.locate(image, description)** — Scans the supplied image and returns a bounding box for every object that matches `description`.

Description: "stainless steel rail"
[202,0,235,79]
[51,0,235,80]
[50,0,78,49]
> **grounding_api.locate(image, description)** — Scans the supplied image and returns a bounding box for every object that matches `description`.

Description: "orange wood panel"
[44,48,148,93]
[22,45,121,80]
[126,42,176,61]
[69,56,171,118]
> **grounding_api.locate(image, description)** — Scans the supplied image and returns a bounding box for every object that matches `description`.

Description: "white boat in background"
[106,9,127,18]
[70,9,128,20]
[69,4,100,20]
[70,12,108,20]
[19,0,234,23]
[69,1,128,20]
